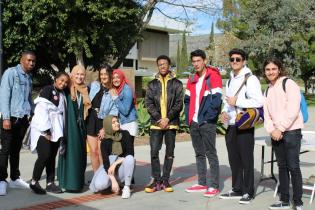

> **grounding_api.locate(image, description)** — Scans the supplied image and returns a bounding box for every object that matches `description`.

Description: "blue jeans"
[150,129,176,181]
[272,129,303,206]
[190,122,219,188]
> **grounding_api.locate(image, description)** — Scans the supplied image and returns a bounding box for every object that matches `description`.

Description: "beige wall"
[139,30,169,65]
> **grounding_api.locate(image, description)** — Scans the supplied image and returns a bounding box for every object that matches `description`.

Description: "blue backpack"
[265,78,308,123]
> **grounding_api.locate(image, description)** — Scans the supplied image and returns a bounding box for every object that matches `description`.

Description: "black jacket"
[145,73,183,126]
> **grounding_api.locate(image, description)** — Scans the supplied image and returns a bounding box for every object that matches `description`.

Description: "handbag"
[233,73,264,130]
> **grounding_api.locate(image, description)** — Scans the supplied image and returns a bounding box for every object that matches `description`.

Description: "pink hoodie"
[264,77,304,134]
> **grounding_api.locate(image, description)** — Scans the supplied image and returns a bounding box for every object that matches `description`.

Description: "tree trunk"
[76,50,84,67]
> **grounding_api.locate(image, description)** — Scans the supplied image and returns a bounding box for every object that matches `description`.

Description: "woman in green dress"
[58,65,91,192]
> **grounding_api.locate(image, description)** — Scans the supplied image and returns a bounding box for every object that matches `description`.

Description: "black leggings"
[32,136,59,183]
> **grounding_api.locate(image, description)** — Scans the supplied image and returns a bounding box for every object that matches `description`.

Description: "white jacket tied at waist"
[30,96,65,152]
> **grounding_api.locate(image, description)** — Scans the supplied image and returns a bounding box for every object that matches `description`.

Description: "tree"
[180,32,189,73]
[3,0,142,71]
[2,0,221,74]
[206,22,215,65]
[217,0,315,92]
[176,40,181,72]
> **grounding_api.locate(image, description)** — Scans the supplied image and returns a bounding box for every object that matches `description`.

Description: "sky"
[153,0,223,35]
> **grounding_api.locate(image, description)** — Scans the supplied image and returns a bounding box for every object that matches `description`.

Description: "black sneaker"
[30,182,46,194]
[161,180,173,192]
[239,193,253,204]
[219,190,242,199]
[269,201,290,209]
[144,180,161,193]
[46,183,63,194]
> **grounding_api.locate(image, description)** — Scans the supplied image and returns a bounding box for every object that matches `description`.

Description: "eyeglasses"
[229,57,242,62]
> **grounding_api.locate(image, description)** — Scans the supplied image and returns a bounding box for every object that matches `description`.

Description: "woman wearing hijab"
[110,69,138,144]
[58,65,91,192]
[89,115,135,199]
[87,64,118,173]
[29,72,69,194]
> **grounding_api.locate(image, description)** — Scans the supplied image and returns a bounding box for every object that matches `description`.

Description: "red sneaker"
[204,188,220,197]
[185,184,208,193]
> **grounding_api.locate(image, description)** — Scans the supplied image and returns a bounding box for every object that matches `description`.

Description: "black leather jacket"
[145,72,183,126]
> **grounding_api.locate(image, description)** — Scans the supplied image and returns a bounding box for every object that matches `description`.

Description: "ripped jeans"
[150,129,176,181]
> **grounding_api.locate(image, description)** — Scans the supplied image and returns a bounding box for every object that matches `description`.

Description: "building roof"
[147,14,189,33]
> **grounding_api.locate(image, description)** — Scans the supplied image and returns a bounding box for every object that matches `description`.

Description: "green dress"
[58,91,87,191]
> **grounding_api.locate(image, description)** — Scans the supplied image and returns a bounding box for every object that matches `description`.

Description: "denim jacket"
[113,84,137,125]
[89,81,118,119]
[0,64,33,119]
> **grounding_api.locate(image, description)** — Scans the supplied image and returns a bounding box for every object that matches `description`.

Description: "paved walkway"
[0,108,315,210]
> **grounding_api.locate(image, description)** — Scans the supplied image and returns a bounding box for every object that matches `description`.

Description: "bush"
[136,98,226,136]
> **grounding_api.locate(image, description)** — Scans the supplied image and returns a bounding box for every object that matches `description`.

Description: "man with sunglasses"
[220,48,263,204]
[184,49,222,197]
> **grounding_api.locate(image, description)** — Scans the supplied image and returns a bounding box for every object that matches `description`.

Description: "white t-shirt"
[192,73,206,123]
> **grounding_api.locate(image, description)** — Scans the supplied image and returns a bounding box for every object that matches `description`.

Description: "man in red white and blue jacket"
[184,49,222,197]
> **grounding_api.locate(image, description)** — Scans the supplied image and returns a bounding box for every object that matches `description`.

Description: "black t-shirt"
[91,85,107,108]
[39,85,61,107]
[101,130,134,172]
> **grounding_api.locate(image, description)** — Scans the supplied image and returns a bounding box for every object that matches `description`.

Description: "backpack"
[265,78,308,123]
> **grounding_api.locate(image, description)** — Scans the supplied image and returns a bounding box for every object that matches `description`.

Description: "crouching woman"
[89,115,135,199]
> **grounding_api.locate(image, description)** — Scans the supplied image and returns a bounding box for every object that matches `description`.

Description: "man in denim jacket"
[0,51,36,196]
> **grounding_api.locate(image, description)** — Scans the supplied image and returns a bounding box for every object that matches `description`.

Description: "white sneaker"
[121,186,131,199]
[0,181,8,196]
[9,178,30,189]
[295,206,303,210]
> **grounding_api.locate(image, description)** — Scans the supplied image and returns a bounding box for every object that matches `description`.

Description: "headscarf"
[103,115,123,156]
[69,65,91,120]
[113,69,137,105]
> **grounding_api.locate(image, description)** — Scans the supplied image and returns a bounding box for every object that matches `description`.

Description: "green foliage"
[136,99,150,136]
[180,32,189,71]
[206,22,215,65]
[2,0,142,70]
[178,109,189,133]
[176,40,181,72]
[176,32,189,74]
[216,120,227,135]
[305,94,315,107]
[217,0,315,91]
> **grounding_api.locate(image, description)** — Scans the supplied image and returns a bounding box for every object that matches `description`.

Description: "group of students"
[0,49,306,209]
[0,52,138,199]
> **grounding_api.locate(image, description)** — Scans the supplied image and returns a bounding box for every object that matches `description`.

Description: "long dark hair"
[263,57,287,81]
[98,63,113,88]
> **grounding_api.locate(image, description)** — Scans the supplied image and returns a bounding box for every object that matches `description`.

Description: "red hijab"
[113,69,137,106]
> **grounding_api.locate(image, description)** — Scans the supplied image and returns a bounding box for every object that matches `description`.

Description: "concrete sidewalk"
[0,108,315,210]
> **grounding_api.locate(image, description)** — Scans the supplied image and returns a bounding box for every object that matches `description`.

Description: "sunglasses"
[229,57,242,62]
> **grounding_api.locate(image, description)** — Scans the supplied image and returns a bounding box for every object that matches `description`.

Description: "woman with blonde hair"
[58,65,91,192]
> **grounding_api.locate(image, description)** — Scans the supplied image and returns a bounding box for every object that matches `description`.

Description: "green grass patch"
[305,94,315,107]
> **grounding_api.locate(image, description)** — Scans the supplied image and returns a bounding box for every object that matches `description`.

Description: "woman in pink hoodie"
[263,57,304,210]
